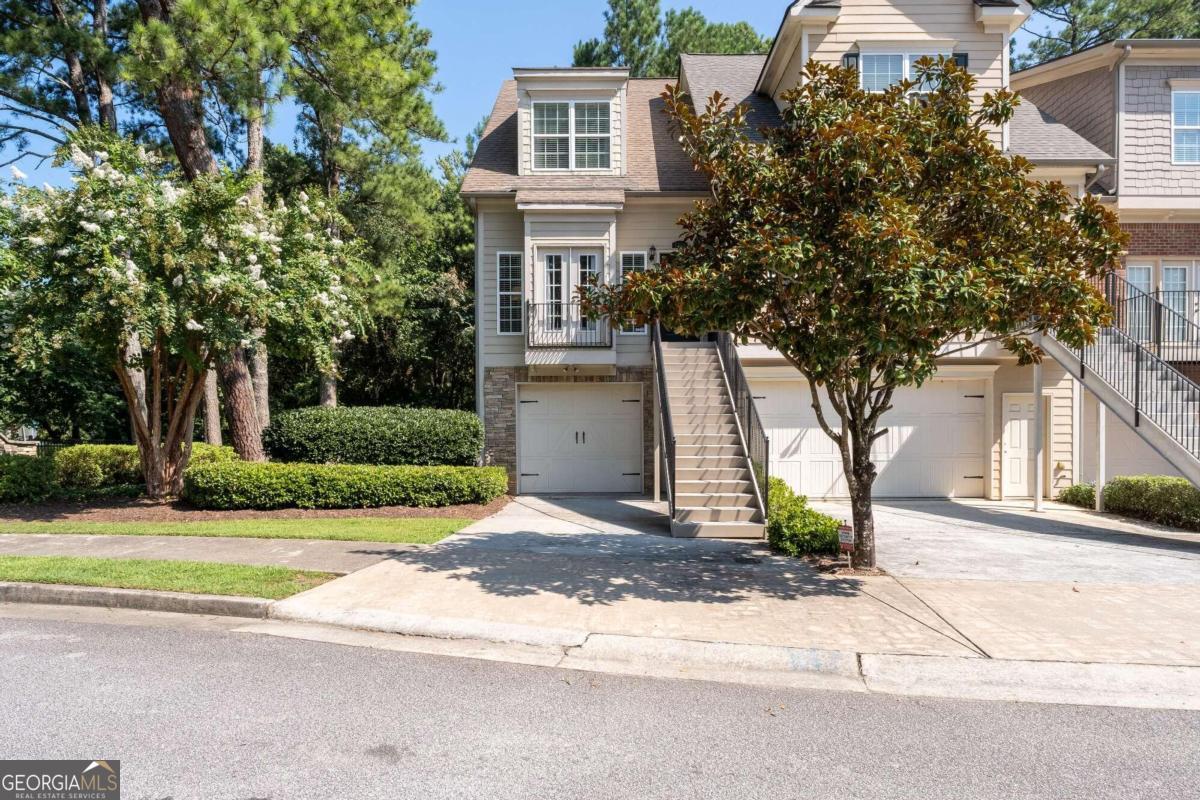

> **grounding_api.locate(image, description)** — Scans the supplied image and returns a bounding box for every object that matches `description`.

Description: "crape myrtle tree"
[581,60,1126,567]
[0,131,365,497]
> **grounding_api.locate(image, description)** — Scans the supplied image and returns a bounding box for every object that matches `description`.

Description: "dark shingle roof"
[461,78,708,197]
[679,54,782,137]
[1007,98,1114,164]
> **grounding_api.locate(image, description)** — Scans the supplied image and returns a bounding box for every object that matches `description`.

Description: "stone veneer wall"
[482,366,656,494]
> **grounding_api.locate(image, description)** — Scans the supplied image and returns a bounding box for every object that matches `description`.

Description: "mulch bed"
[0,496,511,524]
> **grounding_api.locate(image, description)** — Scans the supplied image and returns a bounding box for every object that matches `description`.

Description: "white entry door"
[537,248,604,343]
[755,379,987,499]
[1002,393,1040,498]
[518,383,643,494]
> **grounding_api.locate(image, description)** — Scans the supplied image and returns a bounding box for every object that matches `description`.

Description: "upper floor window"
[1173,91,1200,165]
[855,52,960,94]
[532,101,611,170]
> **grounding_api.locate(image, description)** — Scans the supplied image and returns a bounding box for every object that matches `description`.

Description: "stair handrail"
[652,321,678,517]
[1105,272,1200,350]
[714,331,770,521]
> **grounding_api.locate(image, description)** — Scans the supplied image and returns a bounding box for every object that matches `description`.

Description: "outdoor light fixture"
[648,245,657,263]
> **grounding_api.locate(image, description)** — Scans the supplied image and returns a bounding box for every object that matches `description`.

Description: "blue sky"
[10,1,1045,187]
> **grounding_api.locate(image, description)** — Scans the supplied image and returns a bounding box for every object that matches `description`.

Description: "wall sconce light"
[648,245,658,264]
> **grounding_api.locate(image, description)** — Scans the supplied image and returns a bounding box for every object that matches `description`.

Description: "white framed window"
[531,100,611,171]
[859,52,949,93]
[620,252,647,334]
[1173,91,1200,165]
[497,252,523,335]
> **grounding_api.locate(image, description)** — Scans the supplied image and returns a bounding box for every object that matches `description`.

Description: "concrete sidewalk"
[0,533,413,574]
[267,496,1200,707]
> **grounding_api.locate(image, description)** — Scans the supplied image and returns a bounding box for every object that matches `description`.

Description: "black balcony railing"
[716,331,769,519]
[526,302,613,349]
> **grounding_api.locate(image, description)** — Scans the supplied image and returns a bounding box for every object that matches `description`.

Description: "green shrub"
[53,443,236,490]
[1058,483,1095,509]
[0,455,57,504]
[1102,476,1200,531]
[183,461,508,510]
[765,477,841,557]
[263,406,483,467]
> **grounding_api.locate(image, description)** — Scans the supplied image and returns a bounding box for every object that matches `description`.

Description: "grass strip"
[0,517,468,544]
[0,555,334,599]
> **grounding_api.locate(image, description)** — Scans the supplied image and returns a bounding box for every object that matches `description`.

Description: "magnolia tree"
[582,60,1126,568]
[0,130,365,497]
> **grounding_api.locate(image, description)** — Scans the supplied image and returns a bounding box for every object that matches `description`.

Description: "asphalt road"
[0,611,1197,800]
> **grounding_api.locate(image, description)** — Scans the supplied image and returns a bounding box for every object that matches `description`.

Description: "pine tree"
[1018,0,1199,68]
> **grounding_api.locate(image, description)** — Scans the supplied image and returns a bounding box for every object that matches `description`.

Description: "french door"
[1162,263,1191,341]
[1127,265,1153,342]
[538,248,605,343]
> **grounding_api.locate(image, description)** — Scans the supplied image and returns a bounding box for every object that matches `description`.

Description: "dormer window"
[533,101,611,171]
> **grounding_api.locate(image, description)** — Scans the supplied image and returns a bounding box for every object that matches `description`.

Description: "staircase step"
[676,444,745,457]
[676,433,741,446]
[677,455,748,469]
[677,479,753,494]
[666,380,727,389]
[672,423,740,436]
[675,492,758,508]
[671,520,766,539]
[672,404,733,417]
[677,467,753,482]
[676,506,761,523]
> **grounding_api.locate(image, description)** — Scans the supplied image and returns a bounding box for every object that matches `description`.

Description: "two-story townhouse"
[463,0,1199,537]
[1014,40,1200,483]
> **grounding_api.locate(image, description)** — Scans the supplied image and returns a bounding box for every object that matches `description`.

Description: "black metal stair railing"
[715,331,770,520]
[652,322,678,517]
[1070,273,1200,460]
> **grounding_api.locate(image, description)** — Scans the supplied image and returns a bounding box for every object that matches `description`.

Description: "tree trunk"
[126,332,148,444]
[49,0,92,125]
[245,89,270,427]
[319,370,338,408]
[217,349,266,461]
[93,0,117,131]
[846,410,880,568]
[203,371,222,445]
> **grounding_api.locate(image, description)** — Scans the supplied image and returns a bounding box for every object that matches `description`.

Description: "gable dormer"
[514,68,628,178]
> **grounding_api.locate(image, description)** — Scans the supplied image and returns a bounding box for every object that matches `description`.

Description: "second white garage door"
[517,383,644,494]
[754,379,987,499]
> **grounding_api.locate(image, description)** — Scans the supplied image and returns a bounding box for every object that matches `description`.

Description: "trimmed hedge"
[1103,476,1200,531]
[182,461,508,510]
[0,455,58,504]
[54,443,237,489]
[1058,483,1096,509]
[766,477,840,557]
[263,406,483,467]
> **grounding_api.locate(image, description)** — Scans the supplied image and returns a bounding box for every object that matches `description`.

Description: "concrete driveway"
[812,499,1200,586]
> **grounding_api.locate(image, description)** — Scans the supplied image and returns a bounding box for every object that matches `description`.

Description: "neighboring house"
[461,0,1200,535]
[1013,39,1200,483]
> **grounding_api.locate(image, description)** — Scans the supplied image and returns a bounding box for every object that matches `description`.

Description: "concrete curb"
[0,582,271,619]
[268,600,589,648]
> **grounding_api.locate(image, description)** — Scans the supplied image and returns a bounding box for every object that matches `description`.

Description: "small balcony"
[527,302,614,349]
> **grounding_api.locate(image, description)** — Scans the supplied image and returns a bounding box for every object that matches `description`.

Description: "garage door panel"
[756,379,986,499]
[518,384,643,495]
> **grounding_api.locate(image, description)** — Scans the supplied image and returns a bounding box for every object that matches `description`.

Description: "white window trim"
[531,100,612,172]
[619,251,648,335]
[1171,90,1200,166]
[496,252,523,336]
[859,51,951,94]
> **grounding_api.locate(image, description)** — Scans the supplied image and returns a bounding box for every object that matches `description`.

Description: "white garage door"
[754,379,987,499]
[518,383,644,494]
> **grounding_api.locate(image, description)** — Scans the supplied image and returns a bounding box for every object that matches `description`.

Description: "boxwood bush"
[1057,483,1096,509]
[263,406,483,467]
[183,461,508,510]
[765,477,841,557]
[0,454,58,504]
[54,443,237,490]
[1103,476,1200,531]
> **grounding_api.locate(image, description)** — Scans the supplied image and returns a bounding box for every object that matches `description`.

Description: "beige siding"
[1079,393,1182,483]
[1019,66,1115,154]
[776,0,1007,108]
[479,204,526,368]
[614,200,691,364]
[990,363,1075,499]
[1122,65,1200,196]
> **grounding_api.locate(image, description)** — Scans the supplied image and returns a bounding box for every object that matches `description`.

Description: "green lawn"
[0,517,468,544]
[0,555,333,599]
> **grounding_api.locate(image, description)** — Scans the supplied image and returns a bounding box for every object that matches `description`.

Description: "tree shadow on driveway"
[353,530,862,607]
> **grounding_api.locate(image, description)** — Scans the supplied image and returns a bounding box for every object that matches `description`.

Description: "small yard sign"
[838,524,855,553]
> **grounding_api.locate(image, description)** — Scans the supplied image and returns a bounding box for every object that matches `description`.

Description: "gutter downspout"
[1085,164,1109,193]
[1112,45,1133,200]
